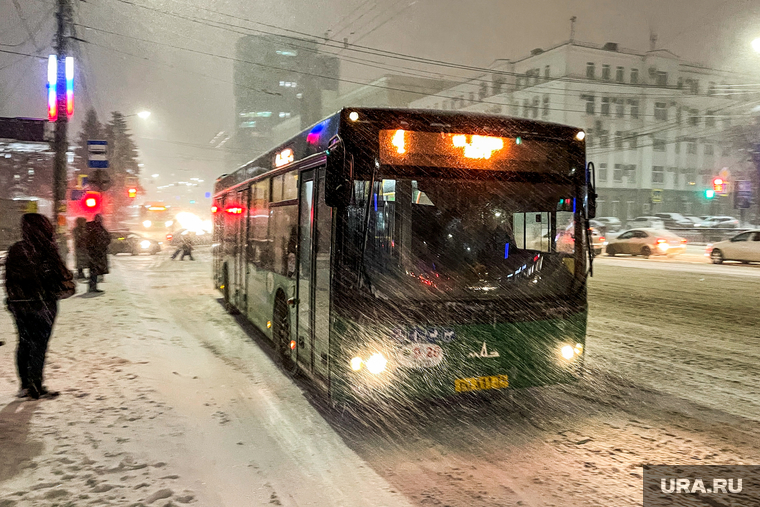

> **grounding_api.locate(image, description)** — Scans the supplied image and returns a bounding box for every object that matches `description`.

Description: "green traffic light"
[705,189,715,199]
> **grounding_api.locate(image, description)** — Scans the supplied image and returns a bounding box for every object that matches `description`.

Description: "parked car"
[626,216,665,229]
[109,231,161,255]
[707,230,760,264]
[595,217,622,233]
[605,228,687,258]
[701,216,740,228]
[654,213,693,229]
[684,216,706,227]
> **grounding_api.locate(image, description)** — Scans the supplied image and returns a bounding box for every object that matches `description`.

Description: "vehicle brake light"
[656,238,668,244]
[680,238,687,244]
[166,234,173,241]
[599,236,605,242]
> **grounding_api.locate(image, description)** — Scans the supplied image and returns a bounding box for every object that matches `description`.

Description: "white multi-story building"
[410,40,759,220]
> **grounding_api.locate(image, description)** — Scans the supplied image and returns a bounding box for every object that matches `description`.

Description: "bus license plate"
[454,375,509,393]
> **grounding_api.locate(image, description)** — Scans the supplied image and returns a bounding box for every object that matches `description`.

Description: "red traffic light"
[128,188,137,198]
[82,191,101,211]
[712,177,725,194]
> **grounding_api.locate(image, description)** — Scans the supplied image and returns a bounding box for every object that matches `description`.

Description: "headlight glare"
[365,353,387,374]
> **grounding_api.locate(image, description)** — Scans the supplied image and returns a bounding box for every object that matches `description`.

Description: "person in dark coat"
[4,213,73,399]
[85,214,110,293]
[72,217,88,279]
[179,232,195,261]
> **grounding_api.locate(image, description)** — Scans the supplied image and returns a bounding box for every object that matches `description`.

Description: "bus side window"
[249,179,271,269]
[270,205,297,277]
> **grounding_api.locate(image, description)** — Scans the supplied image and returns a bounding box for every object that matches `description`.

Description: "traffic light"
[713,177,725,194]
[128,187,137,198]
[705,189,715,199]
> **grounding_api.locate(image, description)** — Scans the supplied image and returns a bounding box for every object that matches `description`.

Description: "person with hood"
[179,232,195,261]
[4,213,74,399]
[85,214,111,293]
[72,217,88,279]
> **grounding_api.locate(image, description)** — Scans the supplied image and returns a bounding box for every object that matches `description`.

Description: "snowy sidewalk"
[0,251,412,507]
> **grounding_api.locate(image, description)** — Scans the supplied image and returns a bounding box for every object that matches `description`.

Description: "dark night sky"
[1,0,760,203]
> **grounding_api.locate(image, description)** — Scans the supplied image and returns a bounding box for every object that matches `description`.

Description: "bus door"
[234,187,250,308]
[296,167,331,381]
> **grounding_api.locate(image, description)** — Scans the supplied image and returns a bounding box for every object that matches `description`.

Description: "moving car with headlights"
[109,231,161,255]
[626,216,665,229]
[605,228,687,258]
[684,216,705,227]
[213,108,595,405]
[702,215,740,229]
[707,230,760,264]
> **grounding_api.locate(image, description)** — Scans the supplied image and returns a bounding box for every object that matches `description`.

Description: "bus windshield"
[350,177,579,300]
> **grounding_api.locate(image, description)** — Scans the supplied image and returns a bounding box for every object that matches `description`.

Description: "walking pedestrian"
[85,214,111,293]
[179,233,194,261]
[72,217,88,279]
[4,213,75,399]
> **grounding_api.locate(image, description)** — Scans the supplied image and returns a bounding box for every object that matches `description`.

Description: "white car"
[605,228,687,258]
[702,216,740,228]
[626,216,665,229]
[707,230,760,264]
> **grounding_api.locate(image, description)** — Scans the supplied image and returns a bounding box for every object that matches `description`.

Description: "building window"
[626,165,637,183]
[492,77,504,96]
[674,141,680,154]
[600,130,609,148]
[708,82,716,96]
[652,166,664,183]
[478,81,487,100]
[689,109,700,126]
[469,91,475,104]
[704,144,714,156]
[615,99,624,118]
[542,95,549,118]
[602,64,611,80]
[278,81,297,88]
[601,97,610,116]
[676,107,682,124]
[613,164,623,182]
[523,99,530,117]
[654,102,668,121]
[630,68,639,84]
[615,131,623,149]
[629,99,639,118]
[653,137,666,151]
[628,132,638,149]
[656,71,668,87]
[616,66,624,83]
[584,95,595,115]
[532,97,540,118]
[544,65,550,79]
[598,163,608,181]
[586,62,595,79]
[687,139,697,154]
[706,110,716,127]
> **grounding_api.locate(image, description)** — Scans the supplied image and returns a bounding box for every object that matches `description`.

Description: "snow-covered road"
[2,248,759,506]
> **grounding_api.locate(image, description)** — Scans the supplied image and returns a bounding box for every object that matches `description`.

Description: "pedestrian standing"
[85,214,111,293]
[4,213,75,399]
[72,217,88,279]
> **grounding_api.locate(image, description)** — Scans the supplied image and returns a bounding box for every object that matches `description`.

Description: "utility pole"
[52,0,72,255]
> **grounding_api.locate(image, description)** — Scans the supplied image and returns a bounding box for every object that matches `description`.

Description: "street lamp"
[752,38,760,53]
[137,111,151,119]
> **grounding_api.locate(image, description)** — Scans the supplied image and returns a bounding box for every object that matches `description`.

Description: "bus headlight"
[365,353,388,374]
[140,240,151,249]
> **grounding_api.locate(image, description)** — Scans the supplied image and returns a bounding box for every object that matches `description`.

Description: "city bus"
[213,108,595,404]
[139,202,174,243]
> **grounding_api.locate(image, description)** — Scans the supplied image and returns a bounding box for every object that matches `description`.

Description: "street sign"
[735,180,753,209]
[651,189,663,203]
[89,168,111,191]
[87,139,108,169]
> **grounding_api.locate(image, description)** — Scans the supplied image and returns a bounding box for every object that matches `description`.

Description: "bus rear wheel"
[273,296,295,370]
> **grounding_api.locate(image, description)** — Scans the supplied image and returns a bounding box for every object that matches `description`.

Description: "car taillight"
[166,234,173,241]
[656,238,667,244]
[680,238,687,244]
[599,236,605,242]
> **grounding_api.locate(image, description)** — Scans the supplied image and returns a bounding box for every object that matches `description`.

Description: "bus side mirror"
[587,162,597,219]
[325,136,352,207]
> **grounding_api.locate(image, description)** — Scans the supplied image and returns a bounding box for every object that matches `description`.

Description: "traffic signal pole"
[52,0,71,254]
